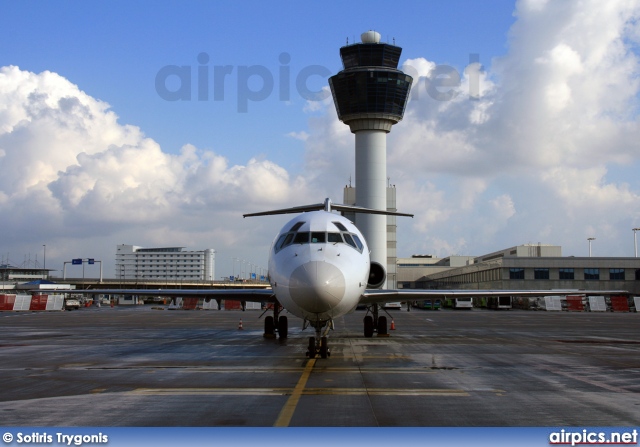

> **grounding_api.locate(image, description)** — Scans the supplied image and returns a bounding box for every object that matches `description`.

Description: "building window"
[509,268,524,279]
[584,268,600,280]
[534,268,549,280]
[559,268,574,280]
[609,268,625,280]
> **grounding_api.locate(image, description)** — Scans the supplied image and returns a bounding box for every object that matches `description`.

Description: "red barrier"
[0,294,16,311]
[224,300,242,310]
[566,295,584,312]
[182,297,199,310]
[610,295,630,312]
[29,294,48,311]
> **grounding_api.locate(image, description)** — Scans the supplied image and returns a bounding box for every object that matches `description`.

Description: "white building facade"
[115,245,215,281]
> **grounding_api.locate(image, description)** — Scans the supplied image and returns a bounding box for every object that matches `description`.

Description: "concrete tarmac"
[0,306,639,426]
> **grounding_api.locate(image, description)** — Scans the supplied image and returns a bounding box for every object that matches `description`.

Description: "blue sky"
[0,0,516,168]
[1,0,639,278]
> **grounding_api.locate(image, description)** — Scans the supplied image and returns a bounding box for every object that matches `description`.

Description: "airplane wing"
[45,288,276,303]
[359,289,629,305]
[243,198,414,218]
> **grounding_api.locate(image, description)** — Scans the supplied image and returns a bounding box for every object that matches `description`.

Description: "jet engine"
[367,261,386,289]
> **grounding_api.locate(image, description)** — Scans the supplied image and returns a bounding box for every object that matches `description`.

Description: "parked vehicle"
[64,298,81,310]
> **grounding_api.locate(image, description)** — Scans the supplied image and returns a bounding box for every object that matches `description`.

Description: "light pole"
[633,228,640,257]
[587,237,595,257]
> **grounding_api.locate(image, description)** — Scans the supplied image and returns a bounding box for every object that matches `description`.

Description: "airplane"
[53,198,629,359]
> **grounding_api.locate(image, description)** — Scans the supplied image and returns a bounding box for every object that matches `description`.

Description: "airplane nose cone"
[289,261,346,313]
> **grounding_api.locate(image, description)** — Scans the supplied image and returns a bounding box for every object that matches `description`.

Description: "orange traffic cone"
[238,319,244,330]
[390,319,396,330]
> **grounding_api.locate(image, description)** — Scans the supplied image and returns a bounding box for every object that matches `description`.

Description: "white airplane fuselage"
[267,211,370,324]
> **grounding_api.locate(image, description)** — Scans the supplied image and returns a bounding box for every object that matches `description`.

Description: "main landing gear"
[305,319,333,359]
[262,301,288,340]
[363,304,390,338]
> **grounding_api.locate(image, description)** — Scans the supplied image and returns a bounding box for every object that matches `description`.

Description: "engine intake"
[367,261,386,289]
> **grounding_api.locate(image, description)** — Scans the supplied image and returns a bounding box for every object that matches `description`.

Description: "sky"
[1,0,639,280]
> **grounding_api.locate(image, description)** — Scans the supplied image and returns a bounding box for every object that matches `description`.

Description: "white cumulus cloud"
[305,0,640,258]
[0,65,309,273]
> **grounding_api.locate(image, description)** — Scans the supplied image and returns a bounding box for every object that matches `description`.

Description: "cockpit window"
[274,233,295,253]
[275,234,288,251]
[289,221,305,232]
[343,233,357,249]
[332,221,348,232]
[311,232,326,243]
[281,233,294,248]
[352,234,364,251]
[273,226,363,254]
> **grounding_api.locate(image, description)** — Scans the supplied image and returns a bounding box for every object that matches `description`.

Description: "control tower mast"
[329,31,413,288]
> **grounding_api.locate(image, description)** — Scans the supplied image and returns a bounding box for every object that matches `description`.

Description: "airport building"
[115,245,215,281]
[397,244,640,295]
[1,264,50,282]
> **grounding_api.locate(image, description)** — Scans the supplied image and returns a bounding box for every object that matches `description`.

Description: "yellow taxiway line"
[273,358,317,426]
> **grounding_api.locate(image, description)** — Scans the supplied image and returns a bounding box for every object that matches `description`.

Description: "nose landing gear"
[305,319,333,359]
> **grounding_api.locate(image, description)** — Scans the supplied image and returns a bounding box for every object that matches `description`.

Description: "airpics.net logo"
[154,52,483,112]
[549,429,639,446]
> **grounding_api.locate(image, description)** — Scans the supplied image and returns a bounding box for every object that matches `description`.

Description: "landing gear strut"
[305,319,333,359]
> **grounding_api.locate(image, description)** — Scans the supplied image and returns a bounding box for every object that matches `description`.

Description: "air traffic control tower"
[329,31,413,288]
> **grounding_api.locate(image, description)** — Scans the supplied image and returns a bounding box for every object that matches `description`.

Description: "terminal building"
[115,245,215,281]
[397,244,640,295]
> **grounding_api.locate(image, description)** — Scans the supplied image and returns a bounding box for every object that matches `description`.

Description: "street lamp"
[633,228,640,257]
[587,237,596,257]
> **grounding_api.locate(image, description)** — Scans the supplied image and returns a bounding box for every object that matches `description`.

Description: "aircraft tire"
[278,316,288,339]
[377,316,387,335]
[320,336,328,359]
[307,336,316,358]
[364,315,374,338]
[264,316,275,337]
